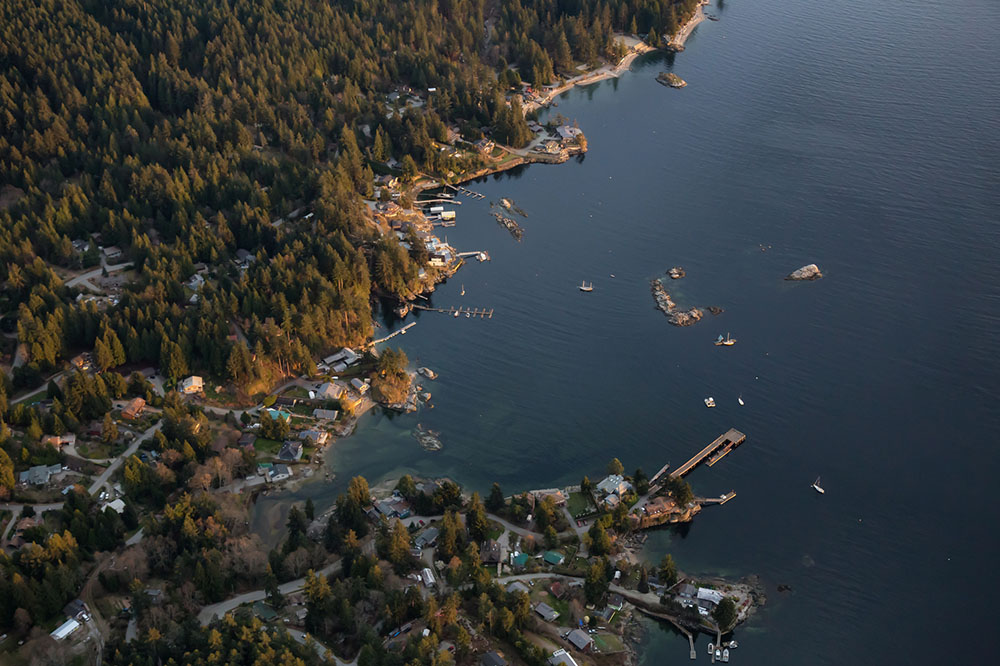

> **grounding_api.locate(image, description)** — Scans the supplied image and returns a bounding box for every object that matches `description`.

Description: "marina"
[411,304,495,319]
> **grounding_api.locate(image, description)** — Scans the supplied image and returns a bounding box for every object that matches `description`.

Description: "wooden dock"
[670,429,746,479]
[442,182,486,199]
[412,304,494,319]
[698,491,736,506]
[366,322,416,348]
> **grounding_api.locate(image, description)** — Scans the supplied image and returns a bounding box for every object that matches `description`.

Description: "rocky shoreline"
[651,278,704,326]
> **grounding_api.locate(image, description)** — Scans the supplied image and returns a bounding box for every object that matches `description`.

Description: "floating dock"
[670,429,746,479]
[411,304,494,319]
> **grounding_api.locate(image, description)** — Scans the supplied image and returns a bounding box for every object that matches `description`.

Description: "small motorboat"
[453,310,459,317]
[726,640,738,649]
[704,397,716,408]
[722,648,730,662]
[715,648,722,661]
[738,394,745,406]
[715,332,737,346]
[579,281,594,292]
[812,476,825,494]
[465,311,471,318]
[708,642,714,655]
[460,284,465,296]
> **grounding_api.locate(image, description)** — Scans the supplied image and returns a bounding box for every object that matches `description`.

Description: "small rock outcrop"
[786,264,822,280]
[651,279,703,327]
[668,266,686,279]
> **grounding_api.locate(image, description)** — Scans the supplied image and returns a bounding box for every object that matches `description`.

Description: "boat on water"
[579,281,594,292]
[714,332,737,346]
[812,476,825,494]
[704,397,716,408]
[738,394,745,406]
[715,648,722,661]
[726,640,738,649]
[417,367,438,380]
[465,311,471,318]
[722,648,730,662]
[708,643,714,655]
[460,284,465,296]
[453,310,459,317]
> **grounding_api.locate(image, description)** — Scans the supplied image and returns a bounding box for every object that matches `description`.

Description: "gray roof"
[480,652,508,666]
[415,526,439,547]
[567,629,593,650]
[535,602,559,621]
[506,581,530,595]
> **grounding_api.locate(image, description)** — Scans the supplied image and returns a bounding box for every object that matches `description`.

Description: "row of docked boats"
[708,640,737,661]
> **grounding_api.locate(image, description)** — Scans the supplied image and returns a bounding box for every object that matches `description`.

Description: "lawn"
[283,387,312,399]
[593,632,625,653]
[76,441,112,459]
[546,594,572,626]
[566,491,594,517]
[254,438,283,456]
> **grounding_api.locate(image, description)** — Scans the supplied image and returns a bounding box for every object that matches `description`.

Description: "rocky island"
[657,71,688,88]
[786,263,824,280]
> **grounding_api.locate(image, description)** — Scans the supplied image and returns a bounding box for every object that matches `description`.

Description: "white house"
[51,618,81,641]
[179,375,204,394]
[596,474,632,497]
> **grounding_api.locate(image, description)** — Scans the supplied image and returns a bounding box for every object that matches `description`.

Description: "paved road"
[286,628,356,666]
[197,559,342,625]
[10,371,66,404]
[87,421,162,496]
[65,260,132,289]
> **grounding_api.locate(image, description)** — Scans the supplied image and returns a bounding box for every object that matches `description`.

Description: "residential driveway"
[197,559,342,625]
[87,421,162,496]
[286,628,356,666]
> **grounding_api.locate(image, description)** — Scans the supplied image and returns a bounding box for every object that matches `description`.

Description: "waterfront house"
[179,375,203,394]
[269,464,292,482]
[350,377,369,394]
[676,583,697,598]
[317,381,344,400]
[534,602,559,622]
[556,125,583,141]
[323,347,360,367]
[697,587,724,606]
[549,649,580,666]
[481,652,508,666]
[596,474,632,497]
[567,629,593,652]
[312,408,340,421]
[603,494,620,509]
[278,440,303,461]
[475,138,495,153]
[122,397,146,420]
[543,551,565,566]
[298,429,330,446]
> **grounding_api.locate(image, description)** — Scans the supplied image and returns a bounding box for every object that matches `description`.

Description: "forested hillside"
[0,0,698,391]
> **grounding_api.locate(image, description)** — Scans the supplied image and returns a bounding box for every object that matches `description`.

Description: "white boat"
[460,284,465,296]
[715,332,737,346]
[722,648,730,662]
[579,281,594,292]
[715,649,722,661]
[453,310,459,317]
[708,643,714,655]
[812,476,825,494]
[738,394,745,406]
[704,397,716,408]
[465,311,471,318]
[727,641,738,649]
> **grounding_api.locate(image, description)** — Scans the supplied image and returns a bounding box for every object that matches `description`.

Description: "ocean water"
[253,0,1000,662]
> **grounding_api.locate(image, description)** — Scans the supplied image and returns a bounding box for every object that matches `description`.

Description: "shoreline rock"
[651,279,703,327]
[668,266,686,279]
[786,263,823,280]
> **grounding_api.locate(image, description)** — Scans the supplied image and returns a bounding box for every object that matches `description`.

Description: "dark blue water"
[255,0,1000,662]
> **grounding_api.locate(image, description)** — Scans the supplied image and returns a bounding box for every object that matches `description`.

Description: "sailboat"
[460,284,465,296]
[714,332,737,346]
[738,394,745,406]
[579,281,594,292]
[812,476,825,494]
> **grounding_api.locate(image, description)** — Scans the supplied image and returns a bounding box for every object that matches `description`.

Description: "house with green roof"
[543,551,565,566]
[512,553,531,569]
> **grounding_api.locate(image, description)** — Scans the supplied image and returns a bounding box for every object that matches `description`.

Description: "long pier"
[442,182,486,199]
[412,304,494,319]
[698,491,736,506]
[669,429,746,479]
[367,322,416,347]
